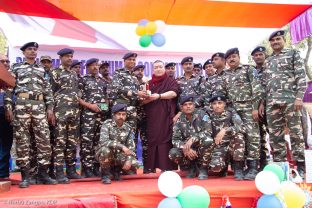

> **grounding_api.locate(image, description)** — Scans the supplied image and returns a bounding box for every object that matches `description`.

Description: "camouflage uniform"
[95,119,139,173]
[263,49,306,163]
[225,65,262,160]
[79,74,107,170]
[169,109,214,169]
[208,110,245,173]
[103,76,113,120]
[50,65,80,167]
[110,68,140,131]
[4,62,53,171]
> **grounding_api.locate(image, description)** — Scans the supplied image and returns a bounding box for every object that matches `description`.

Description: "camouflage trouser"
[301,107,308,148]
[209,133,245,172]
[54,110,80,166]
[13,98,51,169]
[96,147,138,169]
[136,117,147,166]
[80,109,104,168]
[126,105,137,137]
[259,114,270,160]
[266,102,305,162]
[235,102,260,160]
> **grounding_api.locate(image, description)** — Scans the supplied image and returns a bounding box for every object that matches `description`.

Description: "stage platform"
[0,170,262,208]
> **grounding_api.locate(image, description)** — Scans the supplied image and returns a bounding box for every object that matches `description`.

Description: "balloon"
[152,33,166,47]
[135,26,146,36]
[145,21,157,35]
[257,195,283,208]
[264,164,285,182]
[139,35,152,48]
[157,198,182,208]
[177,185,210,208]
[138,19,149,26]
[280,181,306,208]
[155,20,166,33]
[158,171,183,197]
[255,170,281,195]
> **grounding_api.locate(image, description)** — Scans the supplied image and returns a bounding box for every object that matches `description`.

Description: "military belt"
[18,93,44,101]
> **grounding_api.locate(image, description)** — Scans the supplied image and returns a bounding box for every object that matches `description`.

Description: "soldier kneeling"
[95,104,139,184]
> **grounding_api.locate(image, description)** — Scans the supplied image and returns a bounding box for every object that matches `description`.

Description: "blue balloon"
[257,195,283,208]
[152,33,166,47]
[157,198,182,208]
[138,19,149,26]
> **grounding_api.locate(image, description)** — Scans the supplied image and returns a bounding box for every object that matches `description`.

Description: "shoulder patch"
[203,114,209,122]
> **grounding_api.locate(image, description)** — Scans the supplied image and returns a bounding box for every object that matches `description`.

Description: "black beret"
[203,59,213,68]
[225,48,239,59]
[211,52,225,60]
[180,95,194,105]
[123,52,137,60]
[57,48,74,56]
[70,60,81,68]
[112,103,127,113]
[20,42,39,51]
[251,46,266,56]
[86,58,99,66]
[165,62,176,68]
[99,61,110,68]
[269,30,285,41]
[210,95,226,103]
[194,63,202,69]
[181,56,193,65]
[133,64,145,71]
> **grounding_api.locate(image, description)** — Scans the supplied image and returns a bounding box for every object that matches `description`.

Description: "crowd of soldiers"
[0,29,308,187]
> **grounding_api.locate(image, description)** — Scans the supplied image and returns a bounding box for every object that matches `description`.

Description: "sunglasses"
[0,60,10,64]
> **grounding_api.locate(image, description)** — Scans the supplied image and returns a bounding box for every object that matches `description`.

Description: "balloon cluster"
[157,171,210,208]
[135,19,166,48]
[255,164,307,208]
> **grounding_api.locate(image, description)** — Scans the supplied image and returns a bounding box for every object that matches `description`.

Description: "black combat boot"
[101,168,112,184]
[37,166,57,185]
[197,166,208,180]
[219,164,228,177]
[186,163,198,178]
[83,167,95,178]
[297,161,305,179]
[112,166,122,181]
[233,161,244,181]
[66,165,82,179]
[244,160,258,180]
[29,175,37,185]
[19,170,30,188]
[55,166,70,184]
[93,164,101,177]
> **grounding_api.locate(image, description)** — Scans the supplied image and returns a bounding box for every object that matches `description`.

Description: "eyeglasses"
[0,60,10,64]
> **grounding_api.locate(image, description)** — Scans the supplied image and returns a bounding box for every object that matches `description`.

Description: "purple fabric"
[303,81,312,103]
[290,7,312,44]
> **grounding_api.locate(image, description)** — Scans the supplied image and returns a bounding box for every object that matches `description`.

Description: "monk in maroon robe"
[143,60,179,171]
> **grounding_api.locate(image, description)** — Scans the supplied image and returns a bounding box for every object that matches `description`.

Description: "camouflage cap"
[40,55,52,62]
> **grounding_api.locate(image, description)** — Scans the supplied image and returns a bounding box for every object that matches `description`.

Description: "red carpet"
[0,171,262,208]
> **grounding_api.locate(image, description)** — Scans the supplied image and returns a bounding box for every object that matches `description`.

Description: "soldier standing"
[71,60,82,79]
[203,59,215,80]
[4,42,57,188]
[263,30,307,178]
[96,104,139,184]
[50,48,81,183]
[193,63,203,77]
[78,58,108,177]
[99,61,113,120]
[165,62,176,78]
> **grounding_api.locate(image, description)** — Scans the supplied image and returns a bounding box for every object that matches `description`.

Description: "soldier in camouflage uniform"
[110,52,148,134]
[203,59,215,81]
[263,30,307,178]
[132,65,149,173]
[193,63,203,77]
[71,60,83,79]
[251,46,271,170]
[78,58,108,177]
[4,42,57,188]
[165,62,176,78]
[169,95,214,180]
[50,48,81,183]
[225,47,262,180]
[99,61,113,120]
[208,95,246,180]
[95,104,139,184]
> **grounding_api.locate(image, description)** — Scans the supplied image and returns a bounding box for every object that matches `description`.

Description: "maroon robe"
[144,76,179,171]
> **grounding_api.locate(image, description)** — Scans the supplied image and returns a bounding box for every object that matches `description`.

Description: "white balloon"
[158,171,183,197]
[155,20,166,33]
[255,170,281,195]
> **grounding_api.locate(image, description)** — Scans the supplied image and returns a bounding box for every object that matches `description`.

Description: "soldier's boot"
[101,168,112,184]
[49,164,55,179]
[219,164,228,177]
[233,161,244,181]
[297,162,305,179]
[55,166,70,184]
[83,167,95,178]
[186,164,198,179]
[19,170,30,188]
[259,158,268,171]
[112,166,122,181]
[244,160,258,181]
[29,175,37,185]
[66,165,82,179]
[93,164,101,177]
[37,166,57,185]
[197,166,208,180]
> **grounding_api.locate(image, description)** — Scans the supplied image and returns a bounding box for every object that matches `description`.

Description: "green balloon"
[139,35,152,47]
[177,185,210,208]
[264,164,285,182]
